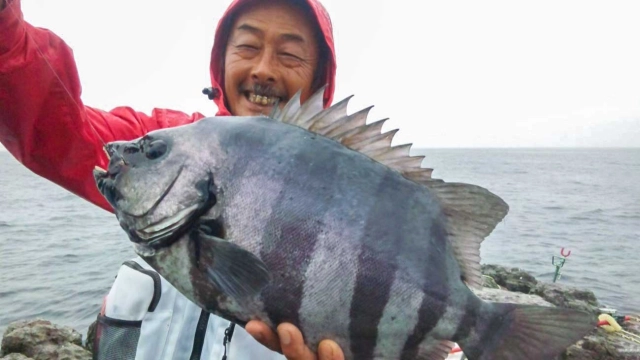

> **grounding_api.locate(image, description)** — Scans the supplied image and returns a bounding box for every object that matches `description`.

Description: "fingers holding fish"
[246,320,281,352]
[246,320,345,360]
[277,322,344,360]
[316,339,345,360]
[277,323,317,360]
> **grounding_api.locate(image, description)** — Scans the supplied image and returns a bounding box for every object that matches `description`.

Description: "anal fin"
[416,339,457,360]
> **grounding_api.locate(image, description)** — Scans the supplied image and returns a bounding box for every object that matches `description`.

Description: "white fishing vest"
[93,256,286,360]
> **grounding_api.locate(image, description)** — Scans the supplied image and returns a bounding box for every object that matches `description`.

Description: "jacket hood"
[208,0,337,116]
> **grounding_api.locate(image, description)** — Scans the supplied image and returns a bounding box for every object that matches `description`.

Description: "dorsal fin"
[289,84,327,125]
[317,105,373,138]
[427,182,509,288]
[274,91,302,124]
[274,88,509,289]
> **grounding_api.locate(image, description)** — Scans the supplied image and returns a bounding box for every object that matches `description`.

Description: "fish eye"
[145,139,168,160]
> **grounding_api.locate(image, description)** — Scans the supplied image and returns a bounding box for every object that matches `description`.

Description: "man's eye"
[237,44,258,50]
[280,52,302,60]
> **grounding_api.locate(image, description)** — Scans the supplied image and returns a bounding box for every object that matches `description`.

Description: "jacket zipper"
[189,310,210,360]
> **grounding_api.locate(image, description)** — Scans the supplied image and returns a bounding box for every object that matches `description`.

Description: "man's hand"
[246,320,345,360]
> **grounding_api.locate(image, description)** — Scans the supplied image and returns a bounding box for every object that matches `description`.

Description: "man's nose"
[251,52,277,83]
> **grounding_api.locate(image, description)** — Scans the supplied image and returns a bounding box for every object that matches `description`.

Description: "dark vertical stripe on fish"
[399,218,451,360]
[260,216,325,327]
[348,171,413,360]
[258,136,340,328]
[399,295,448,360]
[451,295,478,344]
[349,252,396,360]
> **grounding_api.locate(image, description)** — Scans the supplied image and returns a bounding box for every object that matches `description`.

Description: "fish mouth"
[128,172,217,251]
[93,165,185,218]
[94,166,217,251]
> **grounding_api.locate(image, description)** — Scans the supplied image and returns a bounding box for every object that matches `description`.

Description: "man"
[0,0,345,359]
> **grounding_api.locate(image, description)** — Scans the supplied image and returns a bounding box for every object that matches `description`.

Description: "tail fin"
[458,303,597,360]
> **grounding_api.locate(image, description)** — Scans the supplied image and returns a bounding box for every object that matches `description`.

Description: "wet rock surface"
[0,319,91,360]
[481,263,539,293]
[481,264,640,360]
[481,264,602,313]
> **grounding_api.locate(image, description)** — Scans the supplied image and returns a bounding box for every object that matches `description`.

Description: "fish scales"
[219,116,453,358]
[214,117,366,336]
[400,296,450,359]
[348,172,404,360]
[297,209,362,360]
[296,154,384,359]
[349,171,443,359]
[218,117,463,358]
[95,87,598,360]
[257,132,341,331]
[373,273,425,359]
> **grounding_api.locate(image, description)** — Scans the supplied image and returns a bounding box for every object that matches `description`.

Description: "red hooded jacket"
[0,0,337,212]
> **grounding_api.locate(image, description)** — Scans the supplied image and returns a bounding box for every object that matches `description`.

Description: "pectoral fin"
[193,231,271,301]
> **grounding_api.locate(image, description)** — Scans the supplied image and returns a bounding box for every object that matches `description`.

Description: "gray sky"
[2,0,639,151]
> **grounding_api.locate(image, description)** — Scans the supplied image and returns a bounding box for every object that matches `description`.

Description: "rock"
[625,316,640,335]
[480,264,602,313]
[472,287,555,307]
[0,319,92,360]
[561,328,620,359]
[480,264,640,359]
[481,274,500,289]
[562,326,640,360]
[83,320,96,353]
[472,286,640,359]
[1,354,33,360]
[534,282,601,314]
[481,264,538,293]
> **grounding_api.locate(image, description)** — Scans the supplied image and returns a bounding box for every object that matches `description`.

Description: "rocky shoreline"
[1,264,638,359]
[476,265,640,360]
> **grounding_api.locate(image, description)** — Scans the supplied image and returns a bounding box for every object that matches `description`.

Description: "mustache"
[240,83,286,99]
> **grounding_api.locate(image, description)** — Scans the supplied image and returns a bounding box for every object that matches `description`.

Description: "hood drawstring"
[202,87,220,100]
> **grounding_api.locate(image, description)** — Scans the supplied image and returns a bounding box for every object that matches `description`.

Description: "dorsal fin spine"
[273,87,510,289]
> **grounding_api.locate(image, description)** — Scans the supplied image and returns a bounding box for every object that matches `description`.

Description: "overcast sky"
[2,0,639,150]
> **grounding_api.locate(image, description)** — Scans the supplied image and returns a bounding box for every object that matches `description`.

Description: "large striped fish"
[93,87,596,360]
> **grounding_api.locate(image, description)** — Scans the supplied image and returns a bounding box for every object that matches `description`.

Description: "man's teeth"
[248,93,278,106]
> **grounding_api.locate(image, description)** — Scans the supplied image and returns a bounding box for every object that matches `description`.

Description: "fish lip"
[126,171,217,251]
[94,170,123,210]
[94,165,185,218]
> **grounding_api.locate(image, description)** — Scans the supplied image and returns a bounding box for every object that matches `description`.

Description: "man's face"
[224,1,320,116]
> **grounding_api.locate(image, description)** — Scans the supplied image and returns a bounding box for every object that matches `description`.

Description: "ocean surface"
[0,148,639,339]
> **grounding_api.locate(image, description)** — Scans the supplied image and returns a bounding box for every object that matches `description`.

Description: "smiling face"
[223,1,320,116]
